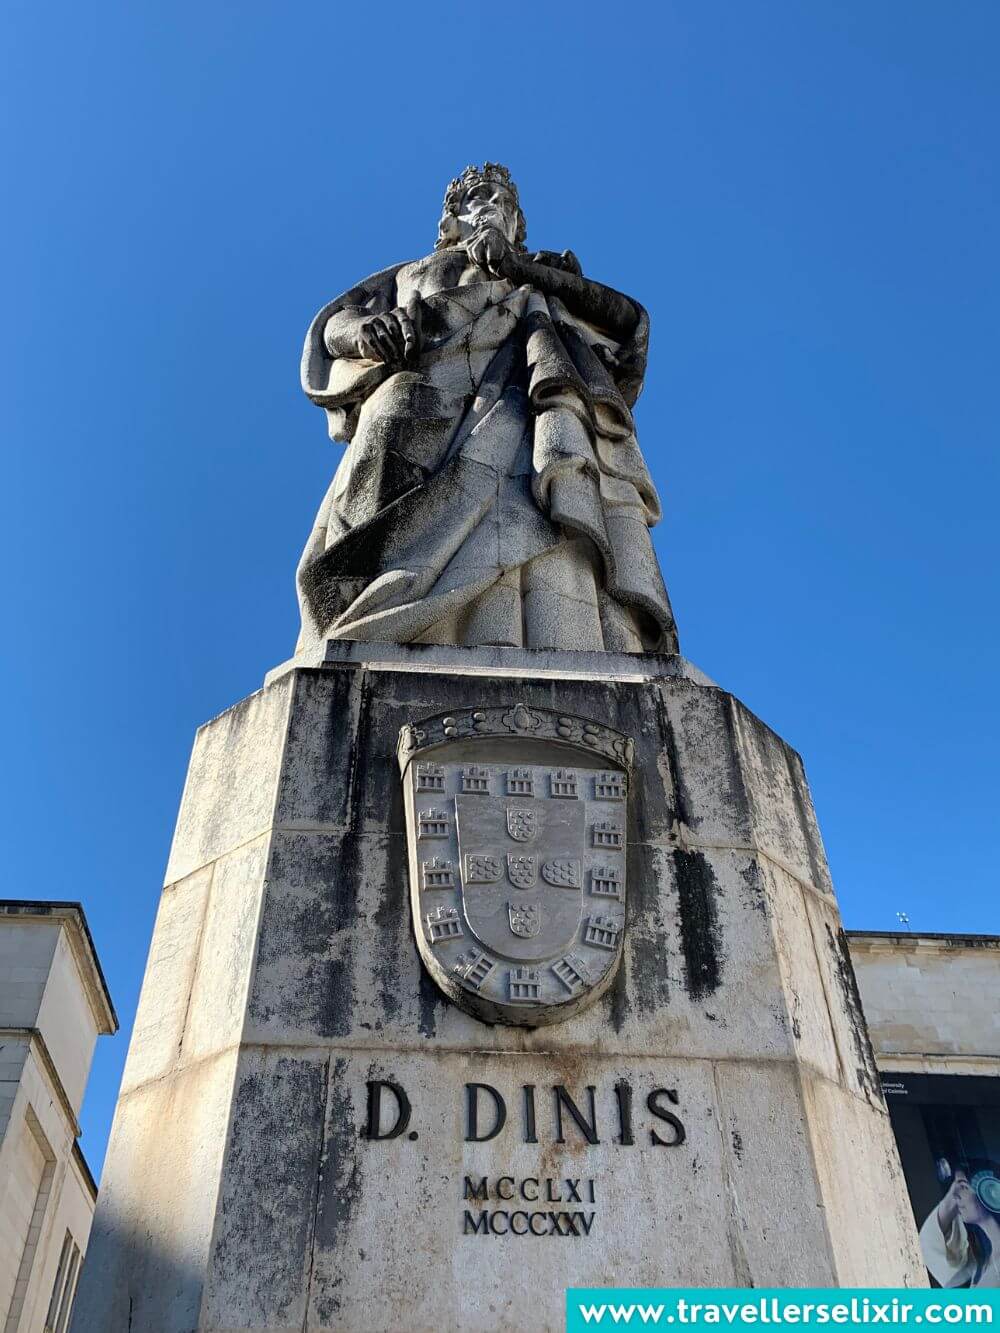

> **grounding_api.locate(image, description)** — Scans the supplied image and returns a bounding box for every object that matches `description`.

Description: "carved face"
[453,180,520,244]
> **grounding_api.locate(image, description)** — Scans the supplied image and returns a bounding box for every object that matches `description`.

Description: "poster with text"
[884,1073,1000,1288]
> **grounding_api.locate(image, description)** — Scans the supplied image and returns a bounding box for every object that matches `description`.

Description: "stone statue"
[299,163,677,655]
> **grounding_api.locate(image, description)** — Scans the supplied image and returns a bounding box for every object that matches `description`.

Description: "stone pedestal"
[72,645,925,1333]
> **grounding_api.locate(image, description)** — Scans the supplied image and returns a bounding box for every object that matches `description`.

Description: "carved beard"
[463,205,517,242]
[436,202,523,251]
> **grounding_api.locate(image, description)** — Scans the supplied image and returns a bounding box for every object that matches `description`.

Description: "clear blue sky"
[3,2,998,1176]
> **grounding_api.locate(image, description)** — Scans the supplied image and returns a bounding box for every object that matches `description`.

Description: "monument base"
[72,645,924,1333]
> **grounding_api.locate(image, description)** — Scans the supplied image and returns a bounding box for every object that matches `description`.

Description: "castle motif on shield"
[397,705,632,1026]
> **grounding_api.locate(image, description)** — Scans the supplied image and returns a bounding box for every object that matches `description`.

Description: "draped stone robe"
[298,248,677,655]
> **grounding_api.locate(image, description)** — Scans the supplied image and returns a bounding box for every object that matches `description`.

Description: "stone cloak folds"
[298,258,677,654]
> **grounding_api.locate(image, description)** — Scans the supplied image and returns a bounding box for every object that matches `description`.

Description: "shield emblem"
[398,703,631,1026]
[506,854,537,889]
[506,806,538,842]
[509,902,541,939]
[463,853,502,884]
[541,858,582,889]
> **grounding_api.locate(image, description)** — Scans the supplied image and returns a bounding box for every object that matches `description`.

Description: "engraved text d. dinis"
[397,705,632,1026]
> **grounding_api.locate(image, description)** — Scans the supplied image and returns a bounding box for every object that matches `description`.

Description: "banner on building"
[884,1073,1000,1289]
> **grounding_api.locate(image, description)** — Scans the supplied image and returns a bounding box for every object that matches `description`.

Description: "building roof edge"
[0,900,118,1032]
[847,928,1000,950]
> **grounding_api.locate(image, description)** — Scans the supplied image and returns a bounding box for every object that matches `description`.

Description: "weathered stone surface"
[201,1051,328,1331]
[165,677,293,885]
[117,863,213,1094]
[198,1050,831,1330]
[801,1068,928,1286]
[265,640,718,689]
[295,163,678,656]
[76,1049,239,1331]
[72,650,925,1332]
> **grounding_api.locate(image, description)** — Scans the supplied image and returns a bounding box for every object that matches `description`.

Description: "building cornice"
[848,929,1000,955]
[71,1138,99,1202]
[0,1026,82,1138]
[877,1053,1000,1078]
[0,900,118,1033]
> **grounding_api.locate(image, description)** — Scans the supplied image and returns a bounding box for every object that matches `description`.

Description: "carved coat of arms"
[398,705,633,1025]
[507,807,537,841]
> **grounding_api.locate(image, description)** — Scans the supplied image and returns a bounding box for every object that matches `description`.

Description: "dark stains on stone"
[673,849,723,1000]
[250,832,356,1039]
[784,747,827,893]
[625,685,675,843]
[301,1056,332,1324]
[354,692,414,840]
[210,1056,327,1323]
[738,859,767,916]
[731,1128,744,1162]
[605,947,630,1034]
[312,1058,364,1323]
[263,664,771,1040]
[275,669,354,827]
[826,922,883,1105]
[660,710,693,831]
[320,834,363,1038]
[417,952,445,1037]
[719,697,754,834]
[624,826,657,919]
[372,833,408,1023]
[788,988,803,1040]
[659,687,754,844]
[625,845,671,1019]
[345,672,373,833]
[629,932,671,1017]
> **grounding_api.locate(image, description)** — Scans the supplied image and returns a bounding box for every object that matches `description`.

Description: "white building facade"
[0,902,116,1333]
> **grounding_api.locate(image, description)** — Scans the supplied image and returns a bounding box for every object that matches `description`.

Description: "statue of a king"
[298,163,677,655]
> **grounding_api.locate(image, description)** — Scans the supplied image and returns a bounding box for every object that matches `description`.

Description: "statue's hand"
[356,302,421,365]
[529,249,583,277]
[464,225,514,279]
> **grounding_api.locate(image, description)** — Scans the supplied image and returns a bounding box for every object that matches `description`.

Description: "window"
[45,1231,81,1333]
